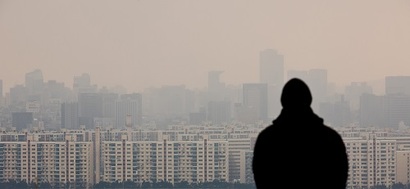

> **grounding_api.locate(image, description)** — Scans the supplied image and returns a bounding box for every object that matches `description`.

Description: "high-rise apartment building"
[0,131,94,187]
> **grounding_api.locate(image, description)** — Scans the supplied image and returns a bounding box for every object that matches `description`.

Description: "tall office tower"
[115,93,142,127]
[9,84,28,105]
[319,95,351,127]
[259,49,284,119]
[0,80,3,107]
[359,93,385,127]
[308,69,328,111]
[345,82,373,111]
[12,112,33,130]
[61,102,79,129]
[385,76,410,95]
[78,93,103,129]
[207,101,231,124]
[208,71,226,101]
[384,94,410,128]
[259,49,284,88]
[25,69,44,95]
[73,73,97,95]
[102,93,118,118]
[0,79,3,97]
[242,83,268,122]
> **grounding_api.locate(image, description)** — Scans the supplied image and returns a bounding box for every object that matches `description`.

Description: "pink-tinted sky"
[1,0,410,93]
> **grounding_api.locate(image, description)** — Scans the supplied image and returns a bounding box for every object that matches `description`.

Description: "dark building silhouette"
[12,112,33,131]
[78,93,103,129]
[207,101,231,124]
[116,93,142,127]
[61,102,79,129]
[25,69,44,95]
[385,76,410,95]
[0,79,3,97]
[259,49,284,119]
[384,94,410,128]
[242,83,268,122]
[319,95,351,127]
[359,93,385,127]
[189,111,206,125]
[10,84,27,105]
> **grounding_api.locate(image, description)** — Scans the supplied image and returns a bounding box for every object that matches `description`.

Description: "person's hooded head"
[280,78,312,110]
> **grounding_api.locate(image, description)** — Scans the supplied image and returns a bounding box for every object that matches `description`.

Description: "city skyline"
[1,1,410,93]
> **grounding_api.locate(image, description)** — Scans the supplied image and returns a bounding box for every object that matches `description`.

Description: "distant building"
[385,76,410,95]
[78,93,103,129]
[116,93,142,128]
[345,82,373,111]
[308,69,328,111]
[242,83,268,122]
[25,69,44,95]
[359,93,385,127]
[319,95,351,127]
[61,102,79,129]
[259,49,284,88]
[207,101,231,124]
[0,79,3,97]
[9,84,28,105]
[11,112,33,130]
[384,94,410,128]
[208,71,226,101]
[189,111,206,125]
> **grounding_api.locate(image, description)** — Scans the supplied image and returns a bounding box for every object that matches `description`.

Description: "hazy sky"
[1,0,410,93]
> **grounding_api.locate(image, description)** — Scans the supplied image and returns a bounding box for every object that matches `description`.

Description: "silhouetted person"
[252,78,348,189]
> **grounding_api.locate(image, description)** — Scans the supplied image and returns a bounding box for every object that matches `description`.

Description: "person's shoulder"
[256,124,277,139]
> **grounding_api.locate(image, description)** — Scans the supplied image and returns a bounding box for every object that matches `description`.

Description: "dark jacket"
[252,78,348,189]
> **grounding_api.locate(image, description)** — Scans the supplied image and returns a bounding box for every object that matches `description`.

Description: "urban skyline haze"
[1,0,410,94]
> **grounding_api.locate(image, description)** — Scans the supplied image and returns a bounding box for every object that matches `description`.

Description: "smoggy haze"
[1,0,410,93]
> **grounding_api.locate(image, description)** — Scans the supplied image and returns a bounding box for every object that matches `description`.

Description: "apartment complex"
[0,124,260,186]
[0,130,94,187]
[1,125,410,189]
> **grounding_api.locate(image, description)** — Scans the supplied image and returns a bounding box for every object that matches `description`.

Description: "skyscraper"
[25,69,44,95]
[0,79,3,97]
[116,93,142,127]
[61,102,79,129]
[259,49,284,88]
[259,49,284,119]
[208,71,225,101]
[308,69,328,111]
[78,93,103,129]
[12,112,33,130]
[242,83,268,122]
[385,76,410,95]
